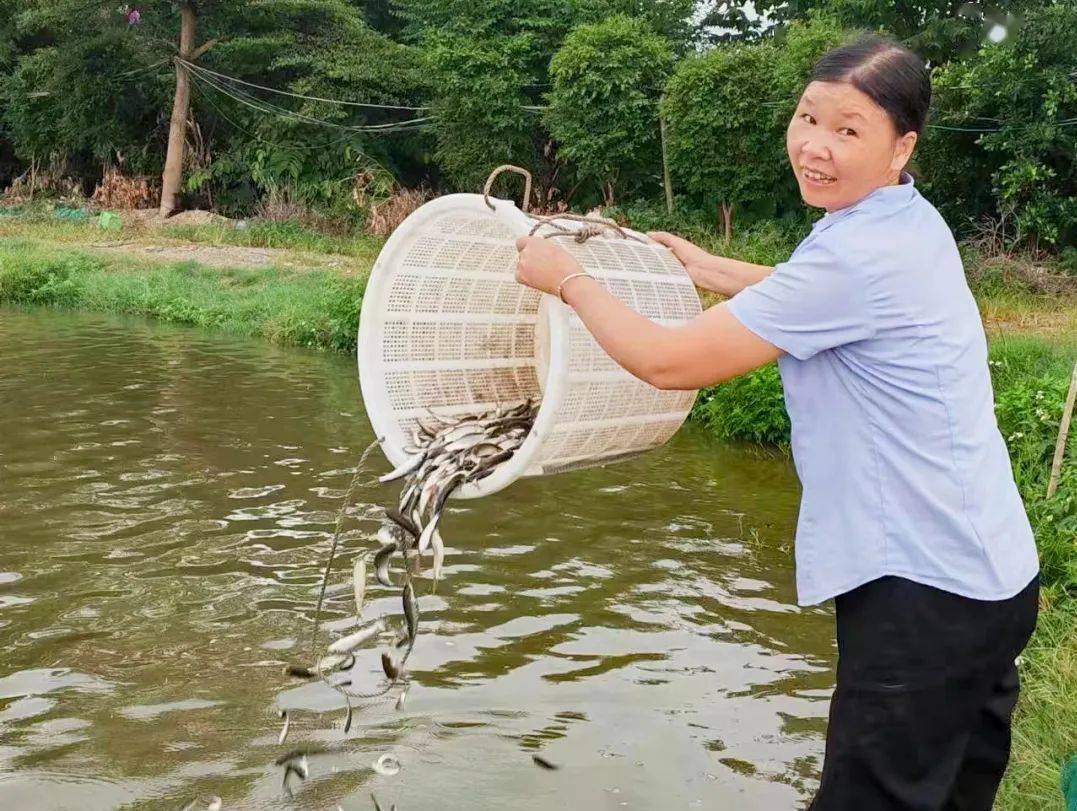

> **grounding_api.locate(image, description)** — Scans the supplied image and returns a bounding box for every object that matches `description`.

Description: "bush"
[662,42,786,241]
[0,250,88,306]
[991,339,1077,594]
[691,364,791,446]
[546,16,675,206]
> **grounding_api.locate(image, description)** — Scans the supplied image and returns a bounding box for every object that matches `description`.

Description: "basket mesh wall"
[366,201,701,482]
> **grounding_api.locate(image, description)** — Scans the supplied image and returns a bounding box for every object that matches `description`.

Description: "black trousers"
[810,574,1039,811]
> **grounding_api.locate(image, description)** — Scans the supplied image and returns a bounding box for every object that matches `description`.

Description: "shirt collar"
[811,171,917,234]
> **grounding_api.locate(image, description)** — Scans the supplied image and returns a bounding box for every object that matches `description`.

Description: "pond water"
[0,307,834,810]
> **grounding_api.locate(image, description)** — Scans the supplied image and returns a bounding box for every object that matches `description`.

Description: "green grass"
[0,241,366,352]
[997,602,1077,810]
[159,219,384,260]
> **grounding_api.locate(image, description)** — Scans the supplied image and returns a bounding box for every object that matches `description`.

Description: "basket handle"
[528,213,649,244]
[483,165,532,214]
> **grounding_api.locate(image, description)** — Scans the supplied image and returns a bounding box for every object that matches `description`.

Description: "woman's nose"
[800,138,831,161]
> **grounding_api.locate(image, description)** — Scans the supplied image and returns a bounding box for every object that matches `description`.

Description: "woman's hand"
[514,236,584,296]
[646,231,718,289]
[647,231,773,297]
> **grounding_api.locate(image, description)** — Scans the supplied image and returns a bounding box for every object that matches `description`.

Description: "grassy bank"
[0,239,367,352]
[1,215,1074,808]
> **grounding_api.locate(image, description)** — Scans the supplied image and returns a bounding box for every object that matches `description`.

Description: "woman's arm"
[514,236,781,390]
[646,231,773,297]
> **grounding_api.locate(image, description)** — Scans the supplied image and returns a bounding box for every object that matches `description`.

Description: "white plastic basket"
[357,169,702,499]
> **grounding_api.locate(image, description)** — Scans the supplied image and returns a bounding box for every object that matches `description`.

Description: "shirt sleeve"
[726,235,876,361]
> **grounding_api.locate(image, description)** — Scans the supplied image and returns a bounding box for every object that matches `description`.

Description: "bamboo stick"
[1047,361,1077,498]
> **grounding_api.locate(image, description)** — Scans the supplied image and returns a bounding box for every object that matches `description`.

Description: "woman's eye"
[800,113,816,125]
[839,127,857,137]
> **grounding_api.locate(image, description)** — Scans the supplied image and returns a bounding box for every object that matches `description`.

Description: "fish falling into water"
[331,399,537,694]
[274,400,538,796]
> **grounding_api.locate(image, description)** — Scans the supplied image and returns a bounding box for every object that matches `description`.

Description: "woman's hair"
[810,35,931,136]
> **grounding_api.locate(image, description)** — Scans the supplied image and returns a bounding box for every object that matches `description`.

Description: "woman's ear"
[891,131,918,174]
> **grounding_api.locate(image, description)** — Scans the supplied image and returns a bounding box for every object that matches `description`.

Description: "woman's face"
[787,80,917,212]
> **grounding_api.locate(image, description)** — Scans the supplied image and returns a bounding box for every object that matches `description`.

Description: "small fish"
[327,618,386,655]
[433,472,466,514]
[373,753,401,776]
[278,709,290,745]
[275,747,323,766]
[440,423,485,444]
[317,653,354,672]
[378,453,424,484]
[386,508,420,540]
[273,745,308,766]
[374,542,396,587]
[532,754,559,770]
[402,581,418,645]
[472,448,513,474]
[284,665,315,680]
[417,513,441,554]
[381,651,400,681]
[430,529,445,586]
[353,555,367,618]
[471,442,504,458]
[282,755,309,796]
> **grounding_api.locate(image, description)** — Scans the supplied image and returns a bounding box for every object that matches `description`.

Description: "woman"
[514,36,1039,811]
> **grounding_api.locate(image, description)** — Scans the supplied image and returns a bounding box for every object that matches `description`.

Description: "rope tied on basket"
[482,164,648,245]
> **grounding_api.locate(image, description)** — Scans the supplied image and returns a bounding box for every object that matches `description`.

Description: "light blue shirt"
[727,173,1039,606]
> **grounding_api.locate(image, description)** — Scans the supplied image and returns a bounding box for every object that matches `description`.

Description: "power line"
[176,58,430,112]
[188,66,435,135]
[188,63,432,132]
[191,79,364,151]
[182,58,1074,137]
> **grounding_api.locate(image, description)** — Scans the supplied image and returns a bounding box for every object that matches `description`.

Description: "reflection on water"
[0,308,834,809]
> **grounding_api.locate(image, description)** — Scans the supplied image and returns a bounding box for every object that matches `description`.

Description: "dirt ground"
[84,209,354,271]
[89,239,328,270]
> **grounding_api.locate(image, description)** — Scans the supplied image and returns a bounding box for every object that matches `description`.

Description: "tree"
[696,0,1036,66]
[189,0,427,213]
[420,33,538,193]
[0,2,172,185]
[546,16,675,207]
[0,0,425,214]
[813,0,1037,66]
[160,1,204,217]
[395,0,696,204]
[662,42,785,241]
[591,0,697,54]
[918,3,1077,248]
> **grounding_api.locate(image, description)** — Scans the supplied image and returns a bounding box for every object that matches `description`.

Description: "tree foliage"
[546,15,674,205]
[662,42,786,236]
[421,32,539,193]
[919,3,1077,247]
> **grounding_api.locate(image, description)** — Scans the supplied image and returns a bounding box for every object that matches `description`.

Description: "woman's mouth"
[801,167,836,186]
